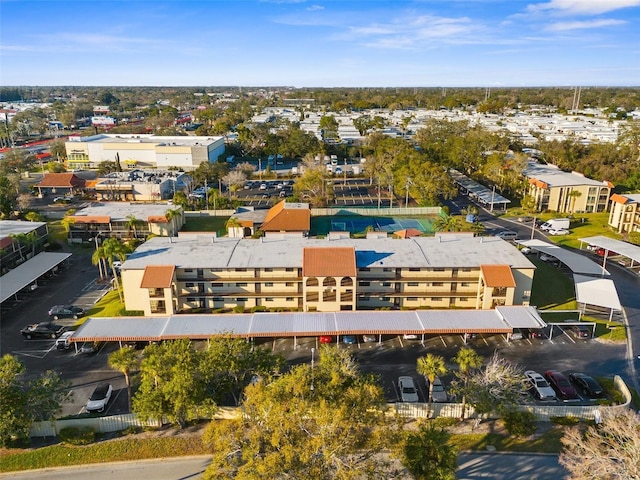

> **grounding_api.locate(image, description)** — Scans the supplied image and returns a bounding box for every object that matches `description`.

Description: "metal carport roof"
[578,236,640,265]
[449,169,511,207]
[517,239,608,276]
[0,252,72,303]
[573,274,622,311]
[70,306,547,342]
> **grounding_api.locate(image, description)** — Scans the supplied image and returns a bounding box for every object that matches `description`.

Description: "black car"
[569,372,604,397]
[21,322,66,339]
[48,305,85,320]
[569,325,591,339]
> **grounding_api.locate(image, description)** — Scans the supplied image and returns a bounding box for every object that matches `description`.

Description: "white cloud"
[527,0,640,16]
[306,4,324,11]
[546,18,627,30]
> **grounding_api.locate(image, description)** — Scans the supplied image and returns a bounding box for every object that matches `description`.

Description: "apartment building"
[523,162,611,213]
[121,232,535,316]
[608,193,640,234]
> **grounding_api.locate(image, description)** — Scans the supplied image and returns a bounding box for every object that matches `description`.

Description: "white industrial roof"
[518,239,608,276]
[449,169,511,206]
[573,274,622,311]
[123,234,536,271]
[579,236,640,264]
[70,306,547,342]
[71,133,223,148]
[0,252,72,303]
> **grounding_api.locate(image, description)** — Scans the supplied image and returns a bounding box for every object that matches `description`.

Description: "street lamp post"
[310,347,315,392]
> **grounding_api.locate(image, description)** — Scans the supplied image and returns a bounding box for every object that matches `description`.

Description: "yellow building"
[608,193,640,234]
[120,232,535,316]
[524,162,611,213]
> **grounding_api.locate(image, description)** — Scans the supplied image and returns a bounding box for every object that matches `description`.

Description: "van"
[496,230,518,240]
[56,331,74,351]
[540,218,570,231]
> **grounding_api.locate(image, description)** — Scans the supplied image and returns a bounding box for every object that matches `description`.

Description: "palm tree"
[91,244,107,279]
[164,208,182,237]
[433,212,462,232]
[60,215,75,233]
[568,189,582,213]
[9,233,27,261]
[108,347,139,412]
[226,217,242,237]
[25,211,44,222]
[416,353,447,405]
[453,347,483,420]
[125,214,143,239]
[102,237,128,302]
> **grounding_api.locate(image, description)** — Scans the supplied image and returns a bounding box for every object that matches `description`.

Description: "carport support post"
[294,336,297,350]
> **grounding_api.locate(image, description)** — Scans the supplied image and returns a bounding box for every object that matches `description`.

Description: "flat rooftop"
[73,202,177,222]
[0,220,47,238]
[123,234,536,270]
[69,134,223,148]
[523,162,608,187]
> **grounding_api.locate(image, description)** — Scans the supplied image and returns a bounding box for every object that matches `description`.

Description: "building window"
[359,268,370,272]
[212,283,223,287]
[462,268,472,272]
[306,278,319,287]
[383,267,392,272]
[431,297,443,301]
[236,282,248,287]
[432,282,444,286]
[286,282,294,287]
[236,268,247,272]
[461,282,470,287]
[186,282,194,288]
[236,298,248,302]
[264,282,273,287]
[210,268,222,272]
[459,297,468,302]
[266,297,274,302]
[359,281,370,287]
[213,297,224,301]
[381,297,390,301]
[362,296,371,301]
[264,268,273,272]
[187,297,196,302]
[407,282,419,287]
[409,268,420,272]
[286,297,294,301]
[184,269,193,273]
[286,268,294,272]
[433,268,445,272]
[407,297,418,301]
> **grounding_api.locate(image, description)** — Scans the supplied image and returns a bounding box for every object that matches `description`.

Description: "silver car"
[398,376,419,403]
[525,370,557,401]
[428,376,448,403]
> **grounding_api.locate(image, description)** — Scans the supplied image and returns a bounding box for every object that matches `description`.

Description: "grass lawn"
[529,258,577,310]
[449,427,564,454]
[182,216,229,235]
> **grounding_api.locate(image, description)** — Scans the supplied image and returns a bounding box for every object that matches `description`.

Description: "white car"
[428,376,448,403]
[524,370,557,401]
[398,376,419,402]
[86,383,113,413]
[548,228,569,236]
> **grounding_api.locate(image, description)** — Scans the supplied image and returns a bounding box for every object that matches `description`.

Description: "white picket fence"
[311,206,441,216]
[30,377,632,438]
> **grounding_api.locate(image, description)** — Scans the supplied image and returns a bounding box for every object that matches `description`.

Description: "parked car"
[568,372,604,398]
[403,334,418,340]
[319,335,333,344]
[569,325,591,339]
[544,370,579,401]
[428,376,448,403]
[342,335,357,345]
[496,230,518,240]
[548,228,570,236]
[517,216,534,223]
[362,334,377,343]
[86,383,113,413]
[524,370,557,401]
[520,247,533,255]
[55,331,74,350]
[79,341,101,355]
[398,376,419,403]
[48,305,85,320]
[539,254,559,265]
[21,322,66,339]
[510,328,524,340]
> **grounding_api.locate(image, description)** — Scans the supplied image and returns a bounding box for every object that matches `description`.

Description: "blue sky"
[1,0,639,87]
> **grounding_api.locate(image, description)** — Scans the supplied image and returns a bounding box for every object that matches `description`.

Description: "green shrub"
[598,377,625,405]
[431,417,458,429]
[251,306,267,313]
[58,426,95,445]
[502,410,537,437]
[233,305,246,313]
[550,416,580,426]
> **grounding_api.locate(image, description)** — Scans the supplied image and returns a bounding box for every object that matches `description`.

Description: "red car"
[544,370,579,401]
[319,336,333,344]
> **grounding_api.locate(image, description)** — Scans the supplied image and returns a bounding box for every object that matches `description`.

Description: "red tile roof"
[70,216,111,224]
[261,200,310,232]
[303,247,356,277]
[480,264,516,288]
[140,265,176,289]
[38,173,85,188]
[610,193,629,204]
[394,228,423,238]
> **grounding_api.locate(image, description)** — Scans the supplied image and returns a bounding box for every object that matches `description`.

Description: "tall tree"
[0,354,68,447]
[416,353,447,405]
[202,345,392,479]
[451,348,483,420]
[108,347,139,412]
[559,409,640,479]
[433,212,462,232]
[102,237,129,302]
[399,421,458,480]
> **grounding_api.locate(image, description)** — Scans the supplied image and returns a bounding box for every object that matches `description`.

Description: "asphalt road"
[0,453,568,479]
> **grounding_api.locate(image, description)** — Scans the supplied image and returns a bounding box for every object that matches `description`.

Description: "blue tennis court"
[315,216,434,235]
